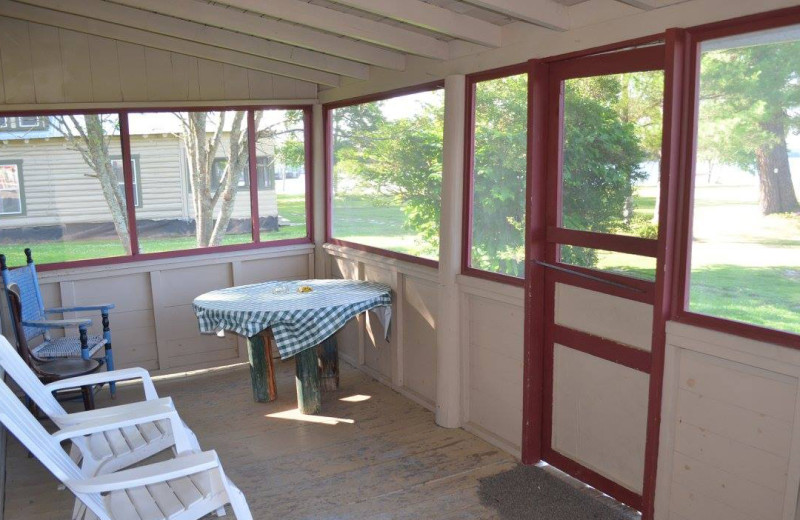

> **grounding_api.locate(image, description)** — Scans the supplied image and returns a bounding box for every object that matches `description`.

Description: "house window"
[465,70,528,280]
[681,23,800,339]
[0,161,23,216]
[211,158,248,191]
[327,84,444,264]
[17,116,47,131]
[256,156,275,190]
[111,156,141,208]
[0,117,8,130]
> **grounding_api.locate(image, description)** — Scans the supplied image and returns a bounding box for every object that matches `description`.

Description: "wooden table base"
[246,332,277,403]
[246,332,339,414]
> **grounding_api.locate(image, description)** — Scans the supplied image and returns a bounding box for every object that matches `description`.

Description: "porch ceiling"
[0,0,696,92]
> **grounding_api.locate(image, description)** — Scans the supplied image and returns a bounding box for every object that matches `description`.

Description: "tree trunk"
[209,111,247,247]
[756,117,800,215]
[83,116,132,254]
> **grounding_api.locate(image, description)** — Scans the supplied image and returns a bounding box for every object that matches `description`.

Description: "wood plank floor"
[4,359,516,519]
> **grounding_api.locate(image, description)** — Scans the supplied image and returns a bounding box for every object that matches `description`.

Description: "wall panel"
[0,17,317,107]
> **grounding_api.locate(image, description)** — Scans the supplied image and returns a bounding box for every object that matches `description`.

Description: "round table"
[193,279,392,414]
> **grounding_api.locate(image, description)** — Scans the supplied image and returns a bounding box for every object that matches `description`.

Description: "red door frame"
[522,36,685,518]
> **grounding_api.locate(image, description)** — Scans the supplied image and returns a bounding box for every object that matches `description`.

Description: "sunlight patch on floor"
[267,409,355,425]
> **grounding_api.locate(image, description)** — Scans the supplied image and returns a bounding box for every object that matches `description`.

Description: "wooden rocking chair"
[0,363,253,519]
[0,249,119,396]
[7,282,102,410]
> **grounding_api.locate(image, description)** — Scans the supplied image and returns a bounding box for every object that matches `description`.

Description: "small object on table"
[193,279,392,414]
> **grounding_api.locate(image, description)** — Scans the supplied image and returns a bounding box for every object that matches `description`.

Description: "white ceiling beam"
[0,1,340,86]
[325,0,502,47]
[15,0,369,80]
[111,0,406,70]
[216,0,450,60]
[461,0,570,31]
[613,0,655,9]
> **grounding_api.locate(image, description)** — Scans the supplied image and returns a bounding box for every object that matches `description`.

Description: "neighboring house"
[0,115,278,235]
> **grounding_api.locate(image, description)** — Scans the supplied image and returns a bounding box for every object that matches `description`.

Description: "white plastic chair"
[0,335,200,476]
[0,375,253,519]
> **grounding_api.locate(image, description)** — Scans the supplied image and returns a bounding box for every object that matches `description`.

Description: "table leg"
[318,335,339,392]
[247,334,276,403]
[295,347,321,414]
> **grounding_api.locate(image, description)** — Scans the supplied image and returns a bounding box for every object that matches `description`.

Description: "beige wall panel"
[28,24,64,104]
[197,59,225,101]
[159,264,232,308]
[58,29,92,103]
[87,35,121,103]
[555,283,653,351]
[238,254,310,285]
[552,344,648,494]
[102,310,158,365]
[160,305,235,351]
[116,42,148,102]
[247,70,275,100]
[169,53,191,102]
[144,47,174,102]
[402,276,437,403]
[362,264,393,379]
[273,75,316,99]
[0,40,5,103]
[330,257,360,360]
[466,294,523,450]
[678,350,795,422]
[184,56,202,101]
[223,64,249,100]
[668,481,752,520]
[0,17,35,104]
[72,273,152,313]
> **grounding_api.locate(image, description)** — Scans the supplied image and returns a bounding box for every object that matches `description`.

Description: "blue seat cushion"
[31,336,107,359]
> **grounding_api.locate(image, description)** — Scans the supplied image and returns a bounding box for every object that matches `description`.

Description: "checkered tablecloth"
[193,279,392,359]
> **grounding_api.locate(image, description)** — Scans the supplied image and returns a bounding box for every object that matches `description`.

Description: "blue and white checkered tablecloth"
[193,279,392,359]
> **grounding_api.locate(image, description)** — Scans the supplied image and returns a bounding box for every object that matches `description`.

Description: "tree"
[471,75,528,276]
[50,114,132,254]
[698,41,800,215]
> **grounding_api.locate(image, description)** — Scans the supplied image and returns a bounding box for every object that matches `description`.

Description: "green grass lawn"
[331,195,437,259]
[1,194,310,266]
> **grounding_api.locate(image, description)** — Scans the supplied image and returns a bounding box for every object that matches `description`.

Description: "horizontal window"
[560,245,656,281]
[329,87,444,262]
[0,107,311,268]
[685,25,800,335]
[468,72,528,279]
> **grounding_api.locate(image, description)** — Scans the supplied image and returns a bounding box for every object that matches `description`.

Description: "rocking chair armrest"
[44,367,159,400]
[66,451,219,494]
[45,304,115,314]
[52,400,179,443]
[21,318,92,329]
[51,397,174,428]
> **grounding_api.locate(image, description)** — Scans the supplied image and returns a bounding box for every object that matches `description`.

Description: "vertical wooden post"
[247,333,275,403]
[435,74,466,428]
[295,347,321,414]
[318,335,339,391]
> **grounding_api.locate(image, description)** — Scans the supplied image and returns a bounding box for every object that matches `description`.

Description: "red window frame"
[462,63,530,287]
[0,105,314,272]
[323,81,445,270]
[546,45,665,286]
[673,6,800,351]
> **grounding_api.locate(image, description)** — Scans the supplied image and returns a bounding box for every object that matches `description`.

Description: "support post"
[312,103,328,278]
[435,74,466,428]
[295,347,321,414]
[247,333,275,403]
[318,335,339,392]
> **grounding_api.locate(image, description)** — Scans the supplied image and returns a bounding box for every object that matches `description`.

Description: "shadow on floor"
[478,464,641,520]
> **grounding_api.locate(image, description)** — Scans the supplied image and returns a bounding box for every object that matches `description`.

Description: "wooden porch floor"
[4,359,516,519]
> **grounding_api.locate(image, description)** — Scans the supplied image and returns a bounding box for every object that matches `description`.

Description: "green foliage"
[471,74,528,276]
[561,77,648,242]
